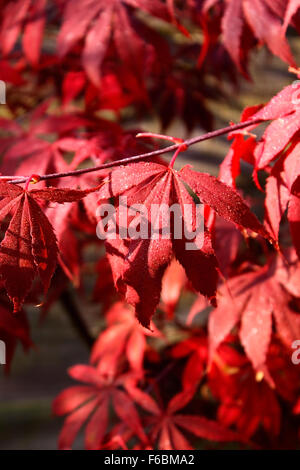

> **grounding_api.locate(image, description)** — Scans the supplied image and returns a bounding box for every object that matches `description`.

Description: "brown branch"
[7,118,262,185]
[59,290,94,349]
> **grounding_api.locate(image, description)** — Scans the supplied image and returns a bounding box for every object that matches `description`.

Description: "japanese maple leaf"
[0,0,47,65]
[264,147,300,258]
[91,302,161,376]
[217,0,297,73]
[171,333,208,391]
[214,217,243,275]
[221,82,300,210]
[246,80,300,171]
[208,340,282,439]
[208,253,300,382]
[0,182,100,312]
[2,138,68,183]
[46,172,105,284]
[127,385,245,449]
[97,161,271,327]
[64,62,152,111]
[0,108,93,179]
[160,258,187,318]
[59,122,155,171]
[53,365,147,450]
[0,296,32,373]
[219,104,261,188]
[1,110,153,187]
[57,0,170,86]
[221,78,300,186]
[153,71,214,132]
[46,201,81,285]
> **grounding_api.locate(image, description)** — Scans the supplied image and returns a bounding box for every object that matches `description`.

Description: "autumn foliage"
[0,0,300,450]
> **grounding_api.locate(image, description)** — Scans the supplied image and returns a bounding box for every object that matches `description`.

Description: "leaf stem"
[8,118,262,185]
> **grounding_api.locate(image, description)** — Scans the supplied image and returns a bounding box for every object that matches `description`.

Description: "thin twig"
[8,118,262,185]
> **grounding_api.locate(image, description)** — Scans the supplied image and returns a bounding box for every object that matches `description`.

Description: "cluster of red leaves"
[52,305,300,449]
[203,0,300,76]
[0,0,300,452]
[167,0,300,78]
[221,81,300,256]
[4,0,300,131]
[51,83,300,447]
[52,313,247,450]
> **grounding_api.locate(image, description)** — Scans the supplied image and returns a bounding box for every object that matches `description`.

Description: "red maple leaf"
[264,145,300,258]
[46,200,82,285]
[152,70,214,132]
[160,259,187,318]
[208,340,282,439]
[127,385,245,449]
[57,0,171,86]
[221,80,300,183]
[214,217,243,275]
[0,182,100,312]
[53,365,147,450]
[219,104,261,188]
[0,0,47,65]
[220,88,300,257]
[171,333,208,391]
[91,301,161,376]
[0,106,93,180]
[97,161,271,327]
[208,252,300,382]
[250,80,300,170]
[210,0,297,74]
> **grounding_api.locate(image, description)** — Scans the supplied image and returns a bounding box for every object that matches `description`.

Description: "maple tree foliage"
[0,0,299,451]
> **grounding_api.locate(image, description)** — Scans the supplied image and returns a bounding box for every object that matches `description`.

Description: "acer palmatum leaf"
[0,182,101,312]
[91,301,161,376]
[209,341,281,438]
[97,161,271,327]
[220,0,296,71]
[127,385,246,449]
[0,0,46,65]
[171,334,208,391]
[57,0,170,86]
[219,104,262,188]
[250,81,300,169]
[209,253,300,382]
[264,147,300,257]
[53,365,147,450]
[160,259,187,318]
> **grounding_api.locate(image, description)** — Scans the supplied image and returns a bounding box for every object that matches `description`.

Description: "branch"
[7,118,262,185]
[59,290,94,349]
